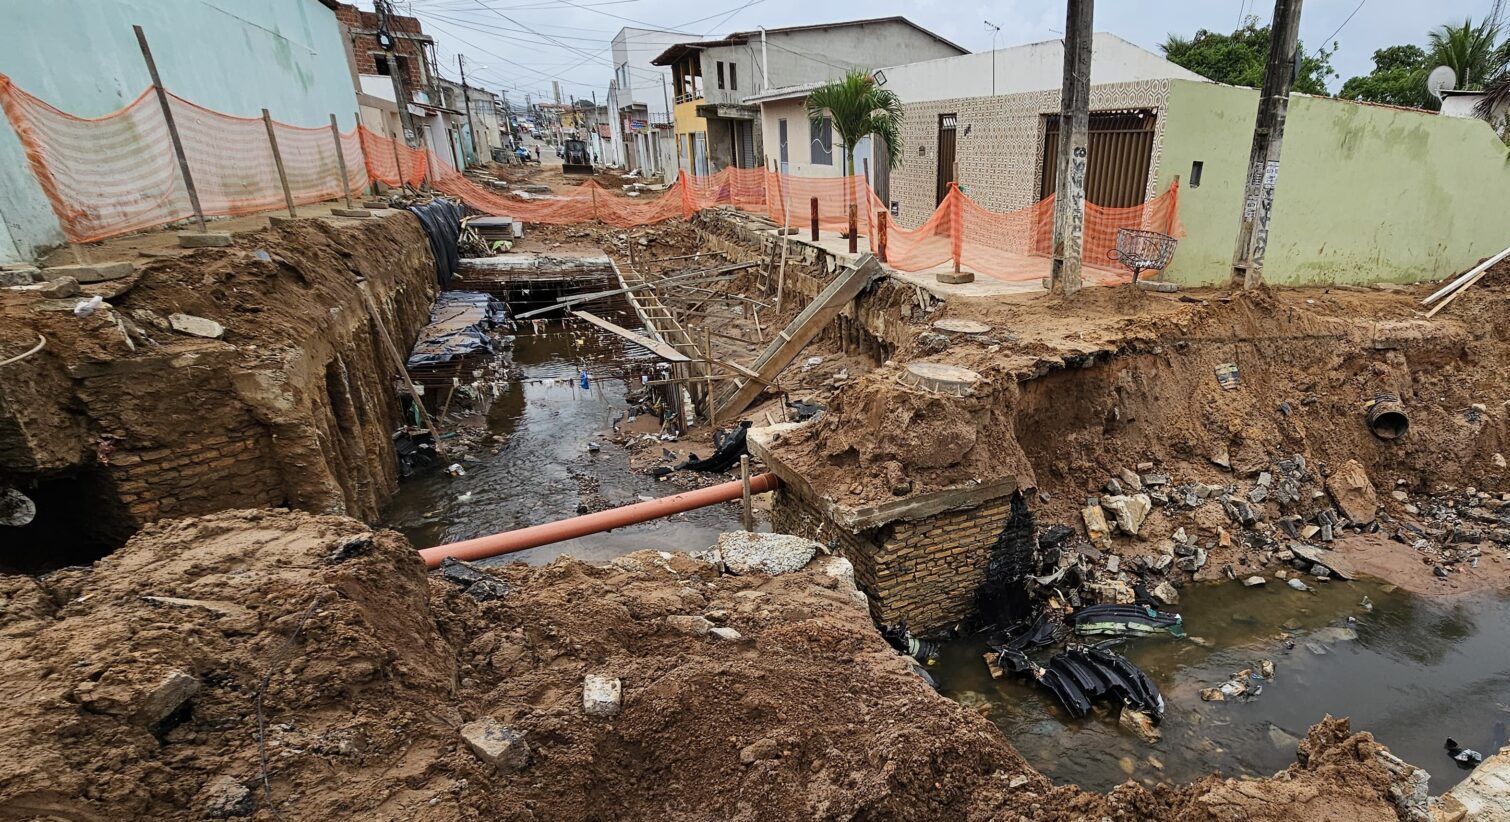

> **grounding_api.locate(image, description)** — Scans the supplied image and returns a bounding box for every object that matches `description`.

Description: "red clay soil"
[0,510,1415,821]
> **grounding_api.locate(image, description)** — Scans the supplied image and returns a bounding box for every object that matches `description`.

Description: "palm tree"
[1428,18,1505,90]
[804,70,905,187]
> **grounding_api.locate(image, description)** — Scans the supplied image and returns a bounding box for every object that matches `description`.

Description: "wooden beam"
[571,310,691,362]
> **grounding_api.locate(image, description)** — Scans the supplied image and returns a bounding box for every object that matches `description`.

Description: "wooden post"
[1231,0,1303,289]
[134,25,206,232]
[809,196,819,241]
[391,131,405,190]
[950,182,964,273]
[262,109,297,217]
[704,327,716,429]
[330,114,355,209]
[739,454,753,531]
[1050,0,1093,296]
[877,210,888,263]
[847,204,858,254]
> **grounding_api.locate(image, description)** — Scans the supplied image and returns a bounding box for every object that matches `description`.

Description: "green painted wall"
[1156,79,1510,285]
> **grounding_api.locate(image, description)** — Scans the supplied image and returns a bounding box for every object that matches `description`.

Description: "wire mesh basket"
[1108,229,1178,283]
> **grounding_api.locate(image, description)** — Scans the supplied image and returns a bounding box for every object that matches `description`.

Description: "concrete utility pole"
[1050,0,1094,296]
[458,54,478,164]
[1231,0,1303,288]
[375,0,420,147]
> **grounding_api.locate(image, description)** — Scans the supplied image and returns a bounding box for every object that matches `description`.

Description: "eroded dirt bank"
[0,510,1419,820]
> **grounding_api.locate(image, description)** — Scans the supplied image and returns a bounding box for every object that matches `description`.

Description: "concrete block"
[169,313,226,339]
[0,267,41,286]
[176,232,233,248]
[936,270,974,284]
[36,277,81,299]
[331,208,372,218]
[42,261,133,283]
[459,717,530,772]
[582,674,621,717]
[717,531,820,576]
[361,200,389,209]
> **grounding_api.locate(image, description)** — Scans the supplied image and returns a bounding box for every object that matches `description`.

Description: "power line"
[1320,0,1367,46]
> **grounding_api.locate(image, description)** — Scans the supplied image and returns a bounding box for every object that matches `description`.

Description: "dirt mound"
[0,511,1420,820]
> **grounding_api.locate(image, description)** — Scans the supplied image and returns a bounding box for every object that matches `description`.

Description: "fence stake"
[739,454,753,531]
[809,196,819,241]
[950,182,964,273]
[133,25,205,232]
[329,114,355,209]
[847,204,858,254]
[261,109,297,217]
[877,210,888,263]
[391,132,406,191]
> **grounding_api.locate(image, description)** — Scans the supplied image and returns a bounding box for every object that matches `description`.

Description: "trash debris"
[679,421,751,473]
[1445,738,1484,768]
[1066,604,1185,638]
[883,622,941,666]
[74,295,105,318]
[1214,363,1241,390]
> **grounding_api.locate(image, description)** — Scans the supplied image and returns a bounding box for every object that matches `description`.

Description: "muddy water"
[934,579,1510,794]
[383,308,744,564]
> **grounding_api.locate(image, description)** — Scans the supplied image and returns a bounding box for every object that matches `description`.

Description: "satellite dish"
[1428,65,1457,101]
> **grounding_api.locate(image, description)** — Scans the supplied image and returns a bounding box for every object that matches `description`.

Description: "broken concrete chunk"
[168,313,226,339]
[717,531,820,576]
[33,276,80,299]
[665,614,713,636]
[1119,468,1143,492]
[1325,459,1379,525]
[202,775,254,818]
[1288,544,1357,580]
[177,231,233,248]
[460,717,530,772]
[582,674,622,717]
[1150,581,1179,605]
[1081,505,1113,552]
[134,670,201,728]
[42,261,133,283]
[710,626,744,642]
[1286,578,1313,592]
[1100,494,1152,536]
[0,267,40,287]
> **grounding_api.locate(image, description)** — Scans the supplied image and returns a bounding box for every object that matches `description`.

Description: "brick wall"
[333,2,428,92]
[890,80,1171,228]
[771,485,1018,632]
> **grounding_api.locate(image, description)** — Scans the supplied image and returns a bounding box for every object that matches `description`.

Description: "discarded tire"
[1366,393,1409,440]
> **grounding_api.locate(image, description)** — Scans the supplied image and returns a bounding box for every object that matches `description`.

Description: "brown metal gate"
[935,113,957,206]
[1039,110,1156,207]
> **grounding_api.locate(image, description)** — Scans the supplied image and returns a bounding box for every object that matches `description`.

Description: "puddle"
[383,298,746,564]
[934,578,1510,793]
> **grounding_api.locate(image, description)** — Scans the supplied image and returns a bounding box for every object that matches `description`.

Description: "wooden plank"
[715,254,882,419]
[571,310,691,362]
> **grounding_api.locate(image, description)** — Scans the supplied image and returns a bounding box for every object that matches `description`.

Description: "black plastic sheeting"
[406,291,512,368]
[408,199,465,288]
[974,492,1039,630]
[679,421,752,473]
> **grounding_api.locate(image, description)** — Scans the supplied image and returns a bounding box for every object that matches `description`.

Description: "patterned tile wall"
[889,79,1171,229]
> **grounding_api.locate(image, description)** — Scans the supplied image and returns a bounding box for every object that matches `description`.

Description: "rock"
[1286,578,1313,592]
[459,717,530,772]
[1105,555,1120,574]
[1101,494,1152,535]
[1242,575,1266,587]
[1118,756,1137,775]
[202,775,254,818]
[1260,659,1275,679]
[1008,774,1031,789]
[1326,459,1379,525]
[177,231,233,248]
[1495,453,1508,469]
[1299,524,1320,539]
[129,670,200,728]
[1119,468,1143,492]
[1249,486,1269,504]
[1173,527,1189,544]
[1142,473,1170,487]
[168,313,226,339]
[716,531,820,576]
[1119,708,1161,743]
[882,460,912,496]
[1210,449,1232,470]
[1289,544,1357,580]
[1105,478,1124,496]
[1310,626,1358,643]
[582,674,622,717]
[1081,505,1113,551]
[710,626,744,642]
[739,737,781,764]
[1176,547,1207,572]
[438,557,510,600]
[1150,581,1179,605]
[37,276,80,298]
[665,614,713,636]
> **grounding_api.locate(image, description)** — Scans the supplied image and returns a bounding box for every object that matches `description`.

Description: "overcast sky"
[380,0,1499,104]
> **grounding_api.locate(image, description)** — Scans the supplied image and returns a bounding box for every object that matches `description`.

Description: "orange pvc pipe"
[420,472,782,568]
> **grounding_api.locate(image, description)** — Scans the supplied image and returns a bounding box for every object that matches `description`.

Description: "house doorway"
[934,113,957,206]
[1039,109,1157,207]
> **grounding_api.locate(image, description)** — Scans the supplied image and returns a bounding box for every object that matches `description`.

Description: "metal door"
[935,113,957,206]
[1040,110,1156,207]
[778,118,789,174]
[738,122,756,168]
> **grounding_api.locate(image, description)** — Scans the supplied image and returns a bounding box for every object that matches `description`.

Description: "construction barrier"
[1,73,1181,284]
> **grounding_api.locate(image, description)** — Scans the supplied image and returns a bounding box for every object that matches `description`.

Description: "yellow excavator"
[562,138,593,175]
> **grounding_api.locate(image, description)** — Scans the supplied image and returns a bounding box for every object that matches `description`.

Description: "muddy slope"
[0,511,1413,820]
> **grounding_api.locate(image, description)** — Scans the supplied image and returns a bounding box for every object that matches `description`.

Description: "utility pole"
[375,0,419,147]
[458,54,478,165]
[1231,0,1303,288]
[1050,0,1093,296]
[663,73,682,176]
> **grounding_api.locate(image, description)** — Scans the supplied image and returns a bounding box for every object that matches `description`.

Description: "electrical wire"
[1320,0,1367,46]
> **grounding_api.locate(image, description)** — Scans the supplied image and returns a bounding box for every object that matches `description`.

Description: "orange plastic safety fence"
[0,73,367,244]
[359,125,428,188]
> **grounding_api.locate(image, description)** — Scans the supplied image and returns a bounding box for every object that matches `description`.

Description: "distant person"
[534,145,540,161]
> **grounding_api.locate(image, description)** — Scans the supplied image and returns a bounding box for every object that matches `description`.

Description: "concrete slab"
[331,208,372,218]
[176,232,233,248]
[41,261,133,283]
[362,200,389,209]
[936,270,975,284]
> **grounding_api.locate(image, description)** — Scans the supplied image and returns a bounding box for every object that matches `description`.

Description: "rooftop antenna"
[984,20,1002,97]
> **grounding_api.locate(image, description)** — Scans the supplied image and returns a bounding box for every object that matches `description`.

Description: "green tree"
[803,70,904,179]
[1161,18,1337,95]
[1427,17,1504,90]
[1339,45,1435,108]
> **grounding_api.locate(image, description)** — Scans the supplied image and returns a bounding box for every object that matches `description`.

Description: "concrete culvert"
[1366,393,1410,440]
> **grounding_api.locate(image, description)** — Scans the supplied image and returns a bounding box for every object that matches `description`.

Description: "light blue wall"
[0,0,358,261]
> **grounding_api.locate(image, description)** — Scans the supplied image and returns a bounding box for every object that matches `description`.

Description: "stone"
[41,261,133,283]
[36,276,80,298]
[1242,575,1266,587]
[1008,774,1032,789]
[1104,478,1124,496]
[134,670,200,728]
[1101,494,1152,535]
[710,626,744,642]
[1495,453,1508,469]
[582,674,621,717]
[1249,486,1269,504]
[1172,527,1189,544]
[176,231,234,248]
[1150,581,1179,605]
[1081,506,1113,551]
[665,614,713,636]
[1105,555,1120,574]
[1326,459,1379,525]
[1210,449,1232,470]
[1286,578,1313,592]
[460,717,530,772]
[935,270,975,284]
[0,267,40,286]
[169,313,225,339]
[362,199,389,209]
[716,531,820,576]
[1142,473,1170,487]
[1267,724,1302,750]
[1119,468,1143,492]
[1299,524,1320,539]
[331,208,372,218]
[739,737,781,764]
[1289,544,1357,580]
[1118,708,1161,743]
[202,775,254,818]
[1176,547,1207,572]
[900,361,981,396]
